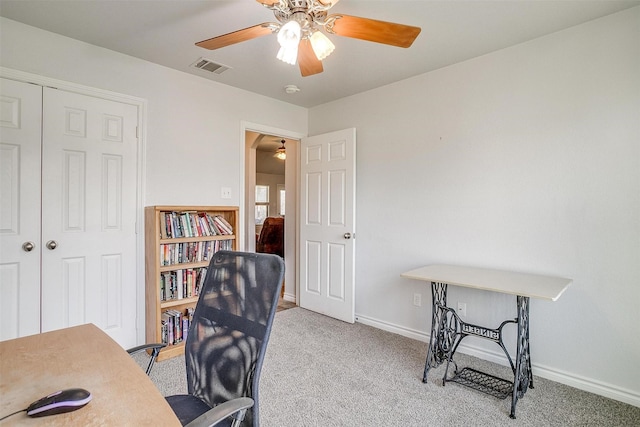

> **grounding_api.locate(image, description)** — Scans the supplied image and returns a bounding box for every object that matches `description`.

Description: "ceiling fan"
[274,139,287,160]
[195,0,421,77]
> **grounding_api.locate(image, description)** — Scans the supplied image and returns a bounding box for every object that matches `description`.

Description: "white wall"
[0,17,307,345]
[309,7,640,405]
[0,17,308,209]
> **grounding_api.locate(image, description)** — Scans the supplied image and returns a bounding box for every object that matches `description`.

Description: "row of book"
[161,211,234,239]
[160,268,207,301]
[161,307,194,346]
[160,240,232,266]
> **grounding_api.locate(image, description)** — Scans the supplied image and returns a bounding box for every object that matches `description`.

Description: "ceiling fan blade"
[196,24,275,50]
[328,14,421,48]
[298,39,323,77]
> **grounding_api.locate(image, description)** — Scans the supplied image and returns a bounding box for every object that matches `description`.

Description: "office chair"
[165,250,285,427]
[127,343,166,375]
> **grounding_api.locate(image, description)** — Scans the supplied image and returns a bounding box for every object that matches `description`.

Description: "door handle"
[343,233,352,239]
[46,240,58,250]
[22,241,35,252]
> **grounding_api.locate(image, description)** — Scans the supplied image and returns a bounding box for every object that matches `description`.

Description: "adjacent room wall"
[309,7,639,405]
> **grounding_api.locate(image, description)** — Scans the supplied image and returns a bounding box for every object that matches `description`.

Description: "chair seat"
[166,394,232,427]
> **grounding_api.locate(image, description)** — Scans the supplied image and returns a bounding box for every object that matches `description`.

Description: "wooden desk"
[401,264,572,419]
[0,324,181,426]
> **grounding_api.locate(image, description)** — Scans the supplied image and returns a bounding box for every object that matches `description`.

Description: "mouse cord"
[0,408,27,421]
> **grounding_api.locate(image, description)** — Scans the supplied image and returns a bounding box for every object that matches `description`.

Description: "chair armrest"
[126,343,166,375]
[127,343,166,355]
[185,397,254,427]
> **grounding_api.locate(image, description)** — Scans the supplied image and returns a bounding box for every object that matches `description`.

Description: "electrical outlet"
[457,302,467,317]
[413,293,422,307]
[221,187,232,199]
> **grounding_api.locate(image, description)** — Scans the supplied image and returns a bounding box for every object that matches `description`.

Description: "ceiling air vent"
[191,58,230,74]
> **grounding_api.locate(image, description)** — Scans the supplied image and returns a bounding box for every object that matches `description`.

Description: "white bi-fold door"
[0,78,138,347]
[0,78,42,339]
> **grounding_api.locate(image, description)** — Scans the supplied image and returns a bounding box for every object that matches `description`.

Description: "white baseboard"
[354,312,640,408]
[282,292,296,303]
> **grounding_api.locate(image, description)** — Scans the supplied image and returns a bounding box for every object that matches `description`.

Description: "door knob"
[22,241,35,252]
[46,240,58,250]
[343,233,352,239]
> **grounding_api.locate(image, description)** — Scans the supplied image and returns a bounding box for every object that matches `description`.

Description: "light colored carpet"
[140,307,640,426]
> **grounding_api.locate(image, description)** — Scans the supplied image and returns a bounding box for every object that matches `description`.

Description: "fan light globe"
[277,46,298,65]
[310,31,335,61]
[276,20,301,65]
[277,20,301,49]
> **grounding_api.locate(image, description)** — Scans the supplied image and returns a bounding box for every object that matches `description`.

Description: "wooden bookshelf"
[144,205,239,361]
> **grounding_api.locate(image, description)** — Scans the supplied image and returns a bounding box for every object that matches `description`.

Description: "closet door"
[40,88,138,347]
[0,78,43,341]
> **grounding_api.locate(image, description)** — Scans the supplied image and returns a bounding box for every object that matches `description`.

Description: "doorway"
[243,126,301,304]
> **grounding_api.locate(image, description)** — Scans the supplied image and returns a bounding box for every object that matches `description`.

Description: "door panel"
[41,88,138,347]
[299,128,356,323]
[0,78,42,340]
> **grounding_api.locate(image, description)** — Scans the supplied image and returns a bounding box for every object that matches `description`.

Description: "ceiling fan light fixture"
[196,0,421,77]
[310,31,335,61]
[274,139,287,160]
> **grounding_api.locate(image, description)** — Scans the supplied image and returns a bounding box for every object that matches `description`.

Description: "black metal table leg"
[423,281,450,382]
[510,295,532,419]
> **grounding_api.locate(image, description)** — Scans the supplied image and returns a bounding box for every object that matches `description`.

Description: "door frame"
[0,66,148,343]
[241,121,304,303]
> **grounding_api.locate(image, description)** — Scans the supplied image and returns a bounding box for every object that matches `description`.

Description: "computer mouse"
[26,388,92,417]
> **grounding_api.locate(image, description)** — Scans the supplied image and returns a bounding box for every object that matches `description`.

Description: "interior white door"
[299,128,356,323]
[0,78,43,340]
[40,87,138,347]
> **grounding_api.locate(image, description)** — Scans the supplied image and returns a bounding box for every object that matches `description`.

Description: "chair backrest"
[184,250,284,427]
[256,217,284,258]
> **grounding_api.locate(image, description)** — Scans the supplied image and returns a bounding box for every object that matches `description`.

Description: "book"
[213,216,233,235]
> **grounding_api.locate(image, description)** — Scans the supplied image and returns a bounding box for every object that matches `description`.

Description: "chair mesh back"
[184,251,284,426]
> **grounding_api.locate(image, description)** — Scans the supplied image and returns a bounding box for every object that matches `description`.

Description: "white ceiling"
[1,0,638,108]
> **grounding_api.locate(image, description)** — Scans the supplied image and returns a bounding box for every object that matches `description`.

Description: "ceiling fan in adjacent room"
[195,0,421,77]
[274,139,287,160]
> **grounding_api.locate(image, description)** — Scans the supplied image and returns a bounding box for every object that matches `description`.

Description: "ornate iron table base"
[422,281,533,419]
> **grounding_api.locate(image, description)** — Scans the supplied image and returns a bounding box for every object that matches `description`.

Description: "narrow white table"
[401,264,571,419]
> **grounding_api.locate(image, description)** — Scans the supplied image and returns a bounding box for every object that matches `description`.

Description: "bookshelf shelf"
[159,261,210,273]
[145,205,239,361]
[160,296,199,309]
[159,235,234,245]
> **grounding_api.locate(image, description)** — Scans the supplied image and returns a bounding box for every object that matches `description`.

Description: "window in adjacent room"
[277,184,285,216]
[255,185,269,225]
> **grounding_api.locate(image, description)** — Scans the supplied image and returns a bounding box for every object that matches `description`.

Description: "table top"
[401,264,572,301]
[0,324,181,426]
